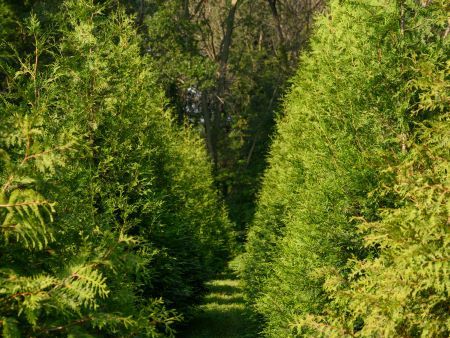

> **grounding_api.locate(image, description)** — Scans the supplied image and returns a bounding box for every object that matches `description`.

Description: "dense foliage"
[1,0,448,337]
[0,1,230,336]
[243,0,449,337]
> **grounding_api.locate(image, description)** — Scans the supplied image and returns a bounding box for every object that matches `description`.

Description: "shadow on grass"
[203,294,245,305]
[179,272,259,338]
[205,282,240,295]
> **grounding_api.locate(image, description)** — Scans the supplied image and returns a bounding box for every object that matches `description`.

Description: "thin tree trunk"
[136,0,145,28]
[217,0,240,105]
[202,92,217,165]
[267,0,288,69]
[183,0,190,19]
[208,0,240,170]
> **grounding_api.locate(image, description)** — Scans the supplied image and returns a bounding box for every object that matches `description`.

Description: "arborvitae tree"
[296,2,449,336]
[243,0,448,337]
[0,0,231,336]
[299,119,449,337]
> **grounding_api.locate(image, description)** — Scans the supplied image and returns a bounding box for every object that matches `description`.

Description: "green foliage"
[143,0,217,91]
[298,118,449,337]
[243,0,449,337]
[0,0,231,336]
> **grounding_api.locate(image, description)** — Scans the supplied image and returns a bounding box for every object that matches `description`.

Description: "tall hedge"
[243,0,448,337]
[0,1,231,336]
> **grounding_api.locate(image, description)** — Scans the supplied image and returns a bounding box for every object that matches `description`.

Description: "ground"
[180,268,259,338]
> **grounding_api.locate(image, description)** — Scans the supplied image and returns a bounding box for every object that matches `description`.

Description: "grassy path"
[179,271,259,338]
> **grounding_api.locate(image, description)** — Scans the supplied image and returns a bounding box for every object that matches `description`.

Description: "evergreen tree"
[0,1,231,336]
[243,0,448,336]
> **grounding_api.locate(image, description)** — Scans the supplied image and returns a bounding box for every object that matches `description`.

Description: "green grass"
[180,271,259,338]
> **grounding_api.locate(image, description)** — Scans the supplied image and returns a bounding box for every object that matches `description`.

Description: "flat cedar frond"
[0,189,54,250]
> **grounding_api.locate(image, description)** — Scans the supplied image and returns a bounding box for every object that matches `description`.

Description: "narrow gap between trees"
[180,260,259,338]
